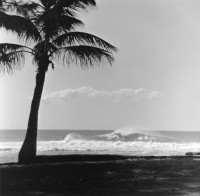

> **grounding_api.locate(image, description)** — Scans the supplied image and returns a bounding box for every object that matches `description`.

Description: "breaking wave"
[64,133,86,142]
[62,128,177,143]
[1,129,200,158]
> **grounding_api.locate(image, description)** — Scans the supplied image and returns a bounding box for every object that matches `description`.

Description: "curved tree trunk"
[18,69,46,163]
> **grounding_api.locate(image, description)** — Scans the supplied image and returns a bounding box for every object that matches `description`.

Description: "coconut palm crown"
[0,0,117,163]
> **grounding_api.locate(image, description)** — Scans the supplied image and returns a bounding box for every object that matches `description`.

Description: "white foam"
[39,140,200,156]
[0,142,21,152]
[112,126,147,136]
[64,133,85,142]
[1,132,200,161]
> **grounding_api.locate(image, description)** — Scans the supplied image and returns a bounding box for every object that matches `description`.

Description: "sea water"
[1,129,200,163]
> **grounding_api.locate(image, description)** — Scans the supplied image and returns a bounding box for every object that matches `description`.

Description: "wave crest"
[63,129,177,143]
[97,129,176,143]
[64,133,86,142]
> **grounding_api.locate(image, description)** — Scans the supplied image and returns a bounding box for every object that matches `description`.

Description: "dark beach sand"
[1,155,200,196]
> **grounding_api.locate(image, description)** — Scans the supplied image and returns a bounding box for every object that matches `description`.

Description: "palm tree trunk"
[18,69,46,163]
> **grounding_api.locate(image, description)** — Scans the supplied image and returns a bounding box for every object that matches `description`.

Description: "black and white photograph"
[1,0,200,195]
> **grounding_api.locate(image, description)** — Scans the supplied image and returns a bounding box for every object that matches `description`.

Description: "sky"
[1,0,200,131]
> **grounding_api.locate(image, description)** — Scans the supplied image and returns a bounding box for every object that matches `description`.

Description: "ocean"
[1,129,200,163]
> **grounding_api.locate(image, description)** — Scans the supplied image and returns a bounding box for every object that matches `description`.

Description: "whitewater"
[1,129,200,163]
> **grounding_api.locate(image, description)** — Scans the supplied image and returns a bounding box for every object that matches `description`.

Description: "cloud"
[42,86,165,103]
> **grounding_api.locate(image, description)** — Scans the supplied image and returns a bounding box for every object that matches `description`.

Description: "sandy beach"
[1,155,200,196]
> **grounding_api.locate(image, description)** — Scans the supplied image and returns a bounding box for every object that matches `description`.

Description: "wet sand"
[1,155,200,195]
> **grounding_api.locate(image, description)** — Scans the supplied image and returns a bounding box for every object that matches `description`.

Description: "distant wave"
[1,129,200,158]
[95,132,177,143]
[63,129,177,143]
[47,129,200,156]
[64,133,86,142]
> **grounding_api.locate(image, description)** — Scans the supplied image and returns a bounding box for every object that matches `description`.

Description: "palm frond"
[4,1,41,18]
[34,8,84,39]
[39,14,84,34]
[0,43,31,73]
[0,51,24,73]
[0,43,33,52]
[39,0,95,10]
[49,16,84,40]
[39,0,56,8]
[54,15,84,30]
[53,32,117,52]
[0,11,41,43]
[57,0,96,11]
[55,45,114,68]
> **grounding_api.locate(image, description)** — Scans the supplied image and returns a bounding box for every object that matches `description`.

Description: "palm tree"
[0,0,117,163]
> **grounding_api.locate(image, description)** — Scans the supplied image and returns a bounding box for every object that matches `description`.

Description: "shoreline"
[1,154,200,165]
